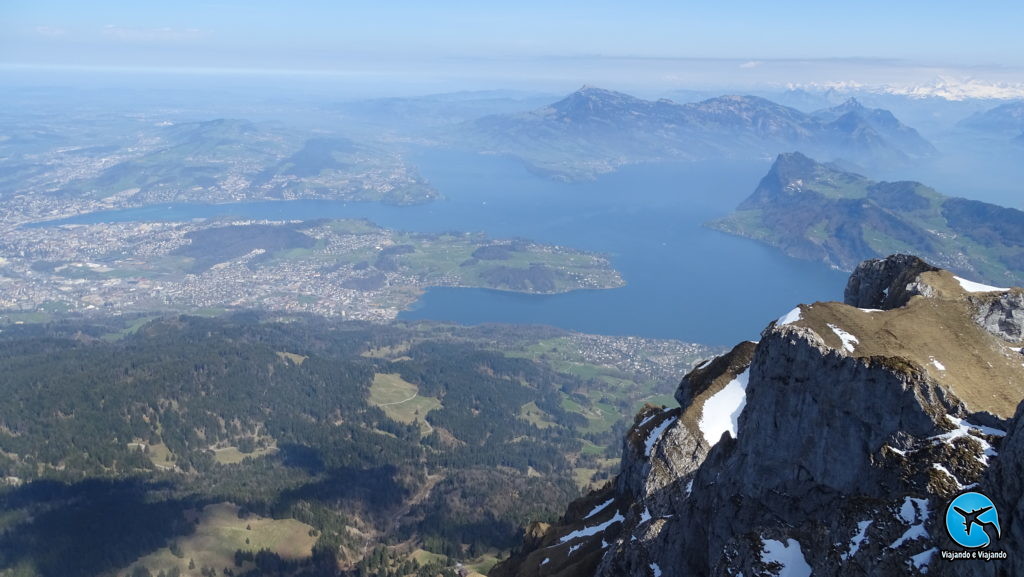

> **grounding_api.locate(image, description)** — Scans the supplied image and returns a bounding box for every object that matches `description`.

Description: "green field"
[369,373,441,432]
[410,548,448,566]
[275,351,308,365]
[144,442,175,470]
[561,395,619,434]
[125,503,316,576]
[573,467,599,490]
[518,401,557,429]
[468,554,501,575]
[211,444,279,465]
[0,311,52,324]
[579,440,605,457]
[390,233,624,294]
[361,342,412,359]
[100,315,160,341]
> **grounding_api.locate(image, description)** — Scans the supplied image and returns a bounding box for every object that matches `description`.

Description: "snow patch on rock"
[891,497,930,549]
[557,512,625,545]
[698,368,750,445]
[584,498,615,520]
[932,463,961,488]
[955,276,1009,293]
[827,323,859,353]
[932,416,1005,465]
[910,548,937,572]
[760,538,812,577]
[777,307,802,326]
[644,416,677,457]
[841,520,873,561]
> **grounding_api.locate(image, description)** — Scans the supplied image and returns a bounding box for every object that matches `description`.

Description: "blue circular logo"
[945,492,1001,549]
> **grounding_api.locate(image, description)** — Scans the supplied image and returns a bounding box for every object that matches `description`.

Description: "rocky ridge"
[493,255,1024,577]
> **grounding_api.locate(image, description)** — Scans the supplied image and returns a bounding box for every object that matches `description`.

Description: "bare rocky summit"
[493,254,1024,577]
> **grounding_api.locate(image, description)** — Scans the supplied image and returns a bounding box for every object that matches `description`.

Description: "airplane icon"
[953,506,1000,539]
[946,492,1002,549]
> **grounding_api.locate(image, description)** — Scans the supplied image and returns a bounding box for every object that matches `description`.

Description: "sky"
[3,1,1024,94]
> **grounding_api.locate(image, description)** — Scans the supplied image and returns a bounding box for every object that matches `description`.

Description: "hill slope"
[0,315,715,577]
[709,152,1024,285]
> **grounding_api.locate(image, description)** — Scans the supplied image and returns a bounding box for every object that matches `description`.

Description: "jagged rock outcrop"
[489,486,624,577]
[955,400,1024,577]
[971,290,1024,342]
[843,254,940,309]
[494,255,1024,577]
[934,398,1024,577]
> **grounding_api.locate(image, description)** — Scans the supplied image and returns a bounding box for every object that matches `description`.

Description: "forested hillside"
[0,314,713,577]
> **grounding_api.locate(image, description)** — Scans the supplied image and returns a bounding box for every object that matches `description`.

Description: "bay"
[42,150,848,346]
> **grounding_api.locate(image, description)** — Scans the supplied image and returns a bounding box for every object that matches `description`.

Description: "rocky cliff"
[493,255,1024,577]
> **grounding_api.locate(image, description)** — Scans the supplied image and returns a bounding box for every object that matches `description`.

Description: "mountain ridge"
[958,100,1024,136]
[460,87,935,180]
[493,254,1024,577]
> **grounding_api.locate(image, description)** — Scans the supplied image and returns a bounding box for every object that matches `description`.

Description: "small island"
[0,218,624,321]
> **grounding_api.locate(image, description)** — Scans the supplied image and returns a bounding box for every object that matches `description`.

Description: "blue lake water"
[44,150,848,346]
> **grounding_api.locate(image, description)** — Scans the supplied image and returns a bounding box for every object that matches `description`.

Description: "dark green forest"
[0,314,689,577]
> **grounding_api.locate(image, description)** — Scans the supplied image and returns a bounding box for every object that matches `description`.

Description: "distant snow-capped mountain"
[787,77,1024,101]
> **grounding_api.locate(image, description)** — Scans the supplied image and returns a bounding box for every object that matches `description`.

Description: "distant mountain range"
[958,100,1024,138]
[459,87,935,180]
[334,90,558,130]
[787,77,1024,101]
[709,152,1024,285]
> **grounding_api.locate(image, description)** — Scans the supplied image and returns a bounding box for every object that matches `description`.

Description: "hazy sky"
[3,1,1023,93]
